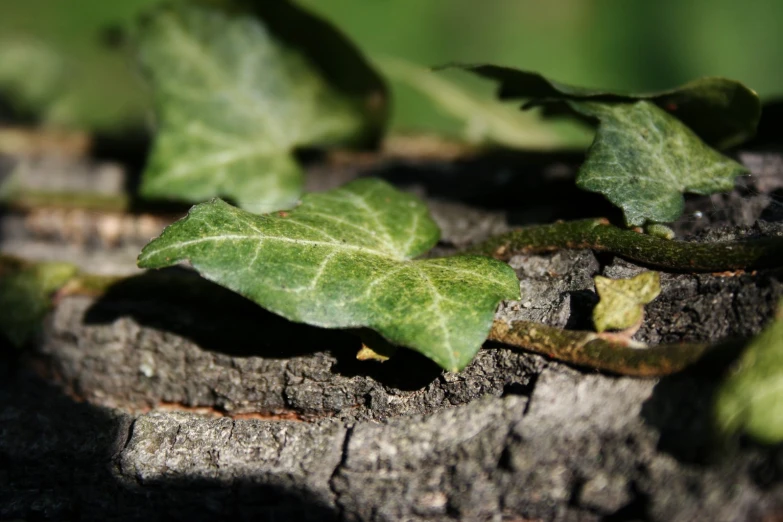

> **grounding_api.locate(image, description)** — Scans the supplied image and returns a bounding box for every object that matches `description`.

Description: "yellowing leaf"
[355,329,399,362]
[138,179,519,371]
[715,303,783,444]
[592,271,661,333]
[137,4,387,213]
[572,101,746,226]
[356,345,392,363]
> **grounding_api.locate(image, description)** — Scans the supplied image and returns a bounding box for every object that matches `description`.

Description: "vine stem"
[488,319,725,377]
[467,218,783,271]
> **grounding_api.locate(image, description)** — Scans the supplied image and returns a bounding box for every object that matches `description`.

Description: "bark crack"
[328,424,354,518]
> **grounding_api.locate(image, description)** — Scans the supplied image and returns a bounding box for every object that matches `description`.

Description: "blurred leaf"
[715,302,783,444]
[138,178,519,371]
[572,101,746,226]
[379,57,590,150]
[592,271,660,333]
[0,39,63,112]
[0,0,158,130]
[0,257,77,347]
[137,3,387,213]
[460,65,761,149]
[222,0,388,138]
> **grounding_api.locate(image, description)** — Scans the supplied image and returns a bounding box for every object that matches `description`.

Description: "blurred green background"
[1,0,781,139]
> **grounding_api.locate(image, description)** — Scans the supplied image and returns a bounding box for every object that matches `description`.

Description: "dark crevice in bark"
[329,425,355,519]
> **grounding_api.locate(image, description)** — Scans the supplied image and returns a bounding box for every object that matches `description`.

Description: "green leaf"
[0,0,158,130]
[572,101,747,226]
[137,178,519,371]
[0,257,77,347]
[715,302,783,444]
[137,3,387,213]
[378,56,591,150]
[459,65,761,149]
[592,271,660,333]
[644,223,675,240]
[0,38,63,113]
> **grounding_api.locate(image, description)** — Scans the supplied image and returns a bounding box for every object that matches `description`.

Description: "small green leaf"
[0,257,77,347]
[593,271,660,333]
[572,101,746,227]
[644,223,675,240]
[138,179,519,371]
[715,302,783,444]
[459,65,761,149]
[137,4,387,213]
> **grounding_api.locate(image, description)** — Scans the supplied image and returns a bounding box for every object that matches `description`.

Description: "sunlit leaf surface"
[138,179,519,371]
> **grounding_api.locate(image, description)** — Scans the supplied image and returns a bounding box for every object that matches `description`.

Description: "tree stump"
[2,146,782,521]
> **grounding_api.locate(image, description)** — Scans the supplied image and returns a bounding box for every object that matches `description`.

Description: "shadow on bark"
[0,370,339,522]
[367,149,625,226]
[83,267,357,359]
[640,342,749,464]
[83,267,444,391]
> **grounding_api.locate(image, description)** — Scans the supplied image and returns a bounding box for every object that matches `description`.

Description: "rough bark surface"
[2,148,783,521]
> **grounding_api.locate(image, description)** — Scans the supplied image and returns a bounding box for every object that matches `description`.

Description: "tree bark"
[2,147,783,521]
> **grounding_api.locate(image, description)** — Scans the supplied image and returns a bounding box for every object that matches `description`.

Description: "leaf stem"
[467,218,783,272]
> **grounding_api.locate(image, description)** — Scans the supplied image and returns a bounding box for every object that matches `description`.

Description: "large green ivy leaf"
[0,257,77,347]
[572,101,746,226]
[137,179,519,371]
[715,302,783,444]
[137,3,387,213]
[592,271,660,333]
[459,65,761,149]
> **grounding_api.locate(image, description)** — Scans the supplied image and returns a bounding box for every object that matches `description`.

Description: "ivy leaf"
[572,101,747,226]
[137,3,387,213]
[0,1,156,130]
[453,66,752,226]
[459,65,761,149]
[592,271,660,333]
[0,257,77,347]
[137,179,519,371]
[0,38,63,116]
[715,302,783,444]
[378,57,591,150]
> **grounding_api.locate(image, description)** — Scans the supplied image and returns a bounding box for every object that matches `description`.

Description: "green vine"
[469,218,783,272]
[489,319,733,377]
